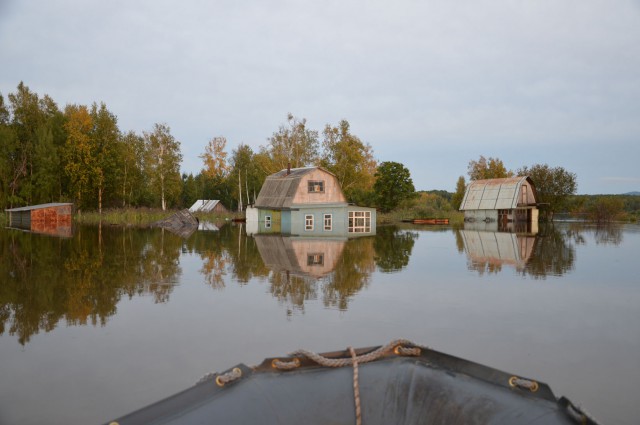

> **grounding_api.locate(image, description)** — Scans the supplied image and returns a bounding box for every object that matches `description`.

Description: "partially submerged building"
[246,167,375,236]
[459,177,539,232]
[5,203,73,237]
[188,200,228,214]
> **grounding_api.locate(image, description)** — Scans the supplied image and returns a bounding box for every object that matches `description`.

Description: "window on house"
[348,211,371,233]
[324,214,332,231]
[308,180,325,193]
[305,214,314,231]
[307,253,324,266]
[265,215,271,229]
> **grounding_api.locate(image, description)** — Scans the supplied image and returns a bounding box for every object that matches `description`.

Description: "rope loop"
[216,367,243,387]
[508,376,539,392]
[289,338,420,368]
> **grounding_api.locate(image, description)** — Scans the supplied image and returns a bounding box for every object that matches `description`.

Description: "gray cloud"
[1,0,639,193]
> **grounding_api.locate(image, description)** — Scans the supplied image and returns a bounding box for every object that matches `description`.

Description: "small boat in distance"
[403,218,449,225]
[105,339,599,425]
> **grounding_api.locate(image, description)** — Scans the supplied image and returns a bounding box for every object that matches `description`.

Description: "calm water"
[0,222,638,425]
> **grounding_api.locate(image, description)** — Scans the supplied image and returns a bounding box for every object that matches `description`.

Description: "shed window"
[348,211,371,233]
[308,180,325,193]
[305,214,314,231]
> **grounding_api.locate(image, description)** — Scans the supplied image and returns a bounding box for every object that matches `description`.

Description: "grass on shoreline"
[74,208,239,226]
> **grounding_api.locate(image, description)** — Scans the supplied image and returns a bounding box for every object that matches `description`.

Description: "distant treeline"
[1,83,421,213]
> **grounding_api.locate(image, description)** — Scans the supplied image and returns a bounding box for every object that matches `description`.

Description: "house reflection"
[460,222,538,273]
[254,235,346,280]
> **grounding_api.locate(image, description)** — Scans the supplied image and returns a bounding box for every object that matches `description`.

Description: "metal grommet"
[216,367,242,387]
[509,376,539,392]
[394,345,421,356]
[272,357,300,369]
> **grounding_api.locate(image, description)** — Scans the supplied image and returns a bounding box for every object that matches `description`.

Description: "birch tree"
[143,123,182,211]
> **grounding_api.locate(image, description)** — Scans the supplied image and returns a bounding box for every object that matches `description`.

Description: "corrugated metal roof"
[460,177,533,211]
[189,200,221,213]
[5,203,73,212]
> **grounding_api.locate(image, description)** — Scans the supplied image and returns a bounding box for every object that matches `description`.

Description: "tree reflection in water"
[6,220,616,343]
[0,225,182,344]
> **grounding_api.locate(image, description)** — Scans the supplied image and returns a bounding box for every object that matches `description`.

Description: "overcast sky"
[1,0,639,194]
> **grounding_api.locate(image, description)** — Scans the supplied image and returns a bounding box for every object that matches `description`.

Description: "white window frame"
[305,214,314,231]
[264,215,271,229]
[348,211,371,233]
[323,214,332,231]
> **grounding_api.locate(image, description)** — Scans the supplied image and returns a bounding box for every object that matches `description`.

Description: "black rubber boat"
[105,339,599,425]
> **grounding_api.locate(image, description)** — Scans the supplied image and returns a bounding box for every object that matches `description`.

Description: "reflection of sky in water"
[0,223,638,425]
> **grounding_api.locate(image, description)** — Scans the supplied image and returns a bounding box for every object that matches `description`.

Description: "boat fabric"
[107,347,594,425]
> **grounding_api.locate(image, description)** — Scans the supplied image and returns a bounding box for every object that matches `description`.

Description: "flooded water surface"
[0,222,638,424]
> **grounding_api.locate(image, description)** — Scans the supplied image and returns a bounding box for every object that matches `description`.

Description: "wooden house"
[5,203,73,237]
[459,177,539,230]
[247,167,376,236]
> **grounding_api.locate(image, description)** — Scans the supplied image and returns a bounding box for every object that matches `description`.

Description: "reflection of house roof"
[460,230,536,269]
[254,235,346,279]
[189,200,223,213]
[460,177,537,211]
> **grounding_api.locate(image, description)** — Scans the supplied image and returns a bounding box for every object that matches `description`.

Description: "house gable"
[255,167,347,209]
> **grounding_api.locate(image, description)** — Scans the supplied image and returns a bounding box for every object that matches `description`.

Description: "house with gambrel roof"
[459,176,539,230]
[246,167,376,236]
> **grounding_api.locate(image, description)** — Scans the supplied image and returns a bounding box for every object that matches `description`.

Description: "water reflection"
[0,225,182,344]
[458,228,536,275]
[455,223,614,278]
[4,220,616,344]
[255,234,376,312]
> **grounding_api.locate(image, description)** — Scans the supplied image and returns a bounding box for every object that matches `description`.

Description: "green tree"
[319,120,377,201]
[181,173,198,208]
[266,113,319,171]
[143,123,183,211]
[89,103,120,212]
[7,82,47,204]
[118,131,146,207]
[373,161,416,212]
[32,124,61,203]
[517,164,577,221]
[584,196,625,223]
[451,175,466,210]
[467,155,513,180]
